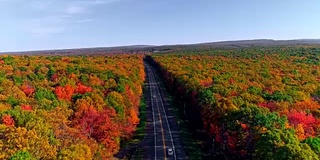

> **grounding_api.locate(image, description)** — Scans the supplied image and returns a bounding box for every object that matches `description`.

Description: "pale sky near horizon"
[1,0,320,52]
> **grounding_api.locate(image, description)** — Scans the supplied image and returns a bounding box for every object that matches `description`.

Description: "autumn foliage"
[55,84,75,100]
[20,105,32,111]
[75,83,92,94]
[150,46,320,159]
[2,115,14,127]
[20,84,35,97]
[0,54,145,159]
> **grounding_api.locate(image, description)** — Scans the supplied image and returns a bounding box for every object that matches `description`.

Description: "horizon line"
[2,38,320,53]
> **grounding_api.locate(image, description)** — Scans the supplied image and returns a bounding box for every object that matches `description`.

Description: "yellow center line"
[158,101,167,159]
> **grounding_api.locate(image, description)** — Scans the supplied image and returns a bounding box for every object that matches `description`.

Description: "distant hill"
[1,45,155,55]
[2,39,320,55]
[154,39,320,50]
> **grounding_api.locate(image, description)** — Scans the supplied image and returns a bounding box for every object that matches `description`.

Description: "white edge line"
[147,65,157,160]
[150,65,177,160]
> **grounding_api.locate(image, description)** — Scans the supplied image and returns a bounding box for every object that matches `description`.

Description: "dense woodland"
[151,46,320,159]
[0,46,319,159]
[0,55,145,159]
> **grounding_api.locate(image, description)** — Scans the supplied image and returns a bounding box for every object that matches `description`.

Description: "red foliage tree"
[73,105,99,137]
[55,84,75,100]
[2,114,15,127]
[72,104,120,157]
[20,84,35,97]
[287,110,320,139]
[75,83,92,94]
[21,105,33,111]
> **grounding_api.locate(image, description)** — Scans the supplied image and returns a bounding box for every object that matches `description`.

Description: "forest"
[150,46,320,159]
[0,46,319,159]
[0,55,145,159]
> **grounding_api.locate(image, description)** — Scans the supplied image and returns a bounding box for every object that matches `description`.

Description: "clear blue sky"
[1,0,320,52]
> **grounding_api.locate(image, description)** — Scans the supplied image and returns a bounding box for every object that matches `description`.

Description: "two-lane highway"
[143,62,185,160]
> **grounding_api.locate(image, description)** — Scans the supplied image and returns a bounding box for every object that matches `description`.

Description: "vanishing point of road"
[143,62,186,160]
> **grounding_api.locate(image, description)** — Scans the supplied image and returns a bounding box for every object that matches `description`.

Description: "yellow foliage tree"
[0,125,57,159]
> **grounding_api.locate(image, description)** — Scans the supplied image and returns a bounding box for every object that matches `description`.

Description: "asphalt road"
[143,62,186,160]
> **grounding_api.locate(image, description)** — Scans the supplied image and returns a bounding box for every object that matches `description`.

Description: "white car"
[167,148,174,156]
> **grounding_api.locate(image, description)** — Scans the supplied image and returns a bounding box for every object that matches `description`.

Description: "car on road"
[153,95,156,98]
[167,148,174,156]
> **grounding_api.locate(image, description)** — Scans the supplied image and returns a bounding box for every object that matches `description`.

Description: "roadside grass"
[134,93,147,142]
[131,148,144,160]
[165,92,204,159]
[153,65,204,159]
